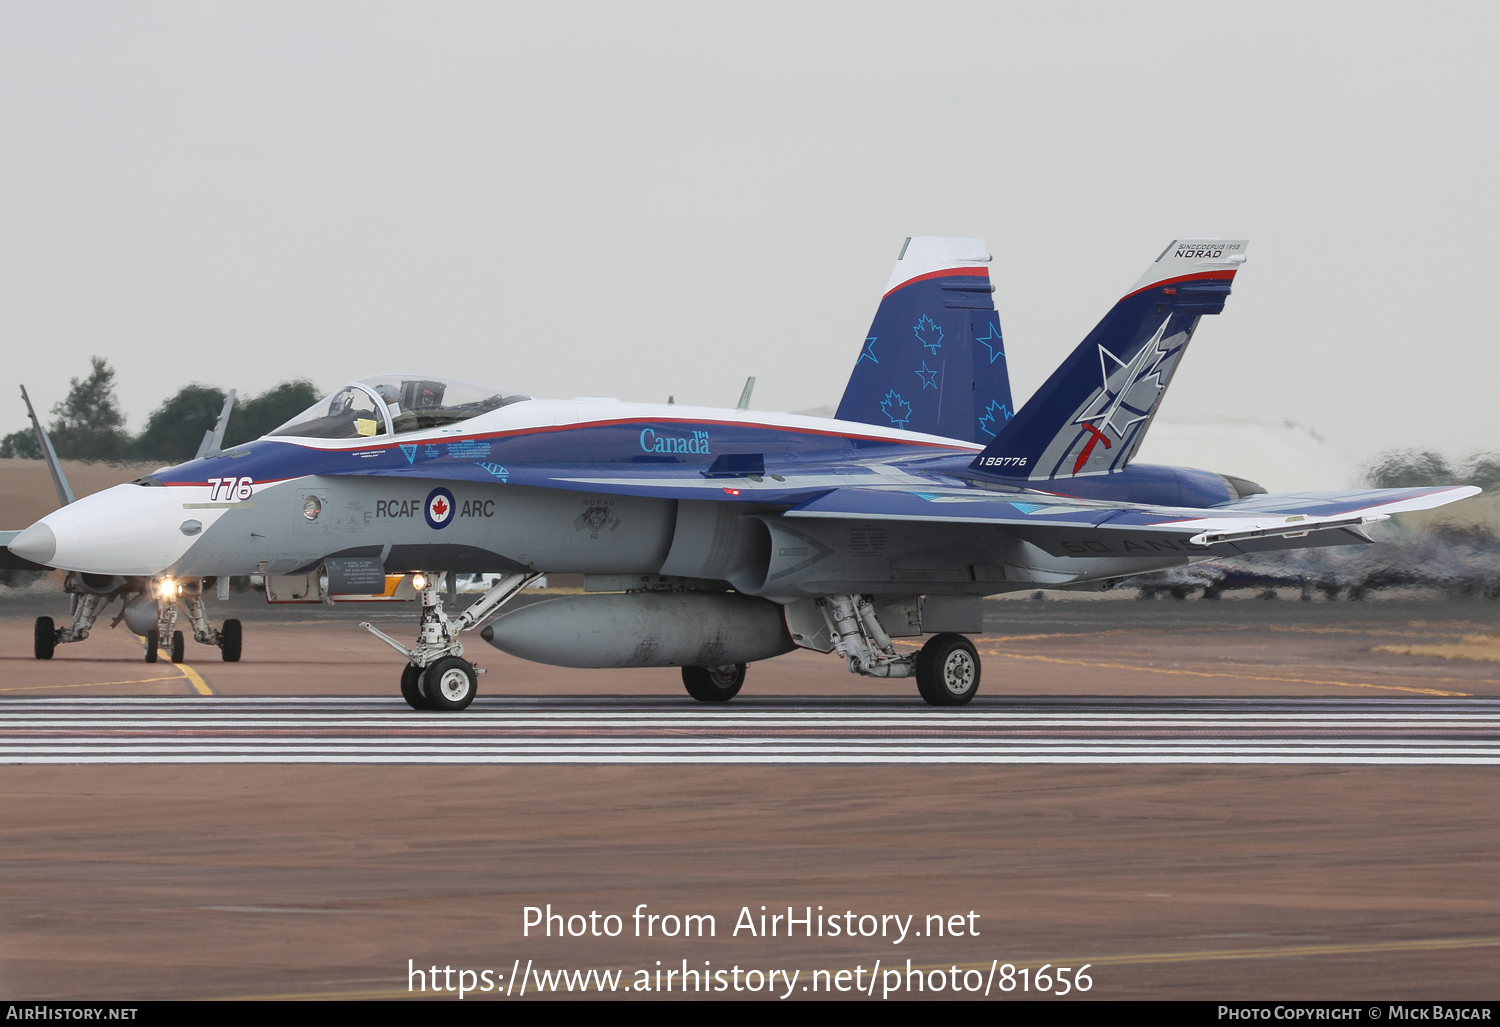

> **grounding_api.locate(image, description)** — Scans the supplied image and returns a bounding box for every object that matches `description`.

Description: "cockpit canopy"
[268,376,530,440]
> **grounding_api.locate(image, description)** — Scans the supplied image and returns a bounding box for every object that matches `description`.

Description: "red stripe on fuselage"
[264,416,981,456]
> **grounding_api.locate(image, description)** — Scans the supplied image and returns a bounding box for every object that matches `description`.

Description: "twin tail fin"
[969,239,1249,480]
[836,237,1014,444]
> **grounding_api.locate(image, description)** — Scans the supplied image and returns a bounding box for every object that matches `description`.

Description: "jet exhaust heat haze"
[1,238,1476,709]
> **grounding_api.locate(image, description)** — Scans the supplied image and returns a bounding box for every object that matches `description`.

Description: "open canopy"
[268,376,530,440]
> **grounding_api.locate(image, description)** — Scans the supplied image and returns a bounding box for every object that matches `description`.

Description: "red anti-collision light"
[722,487,740,496]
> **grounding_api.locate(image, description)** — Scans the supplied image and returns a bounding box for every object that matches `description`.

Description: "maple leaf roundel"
[424,487,457,530]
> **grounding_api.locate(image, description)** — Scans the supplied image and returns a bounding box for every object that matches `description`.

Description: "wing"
[782,484,1480,557]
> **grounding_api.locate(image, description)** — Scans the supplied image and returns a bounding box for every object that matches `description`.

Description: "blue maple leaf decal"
[880,389,912,428]
[857,337,878,365]
[976,321,1005,364]
[913,315,943,353]
[915,361,938,389]
[977,400,1012,437]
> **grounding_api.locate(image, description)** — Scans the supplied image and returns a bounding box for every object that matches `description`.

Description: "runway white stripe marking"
[3,697,1500,764]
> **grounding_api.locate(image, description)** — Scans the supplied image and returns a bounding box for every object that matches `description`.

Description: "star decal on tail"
[857,337,878,366]
[915,362,938,389]
[976,322,1005,364]
[1069,318,1175,473]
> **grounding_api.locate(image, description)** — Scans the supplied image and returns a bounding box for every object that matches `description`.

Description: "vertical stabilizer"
[195,389,237,459]
[970,239,1248,480]
[836,237,1013,443]
[20,385,74,507]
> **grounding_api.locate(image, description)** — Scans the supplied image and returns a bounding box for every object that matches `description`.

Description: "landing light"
[158,578,177,598]
[411,573,428,590]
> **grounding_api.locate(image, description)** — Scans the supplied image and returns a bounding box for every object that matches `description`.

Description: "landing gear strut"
[177,590,241,662]
[361,571,541,712]
[31,576,241,662]
[146,582,241,663]
[33,587,113,660]
[815,594,983,707]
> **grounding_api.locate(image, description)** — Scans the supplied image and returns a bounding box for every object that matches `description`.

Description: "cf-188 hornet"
[2,238,1476,709]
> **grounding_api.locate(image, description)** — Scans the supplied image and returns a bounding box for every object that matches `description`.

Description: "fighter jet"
[0,386,242,664]
[3,237,1476,710]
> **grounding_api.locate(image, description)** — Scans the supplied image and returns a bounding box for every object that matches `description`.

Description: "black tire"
[682,664,745,702]
[915,633,980,706]
[401,664,431,711]
[423,656,478,711]
[170,630,185,664]
[220,619,242,662]
[34,617,55,660]
[145,628,159,663]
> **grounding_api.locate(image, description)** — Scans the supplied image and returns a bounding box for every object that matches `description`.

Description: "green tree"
[0,428,41,459]
[1363,449,1454,488]
[47,357,130,461]
[1363,449,1500,490]
[1460,453,1500,491]
[133,384,228,462]
[222,380,320,447]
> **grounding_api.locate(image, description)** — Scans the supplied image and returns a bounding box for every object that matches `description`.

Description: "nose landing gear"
[30,576,242,663]
[361,571,541,712]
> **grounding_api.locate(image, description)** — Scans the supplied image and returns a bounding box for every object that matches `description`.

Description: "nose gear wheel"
[400,664,432,711]
[423,656,478,711]
[363,572,539,713]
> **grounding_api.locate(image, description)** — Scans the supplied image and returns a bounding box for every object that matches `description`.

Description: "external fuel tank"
[480,591,794,668]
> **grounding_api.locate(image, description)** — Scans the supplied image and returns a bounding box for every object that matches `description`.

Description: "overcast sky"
[1,2,1496,467]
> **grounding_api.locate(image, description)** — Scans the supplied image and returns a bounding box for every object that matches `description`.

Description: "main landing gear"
[816,594,981,706]
[682,664,746,702]
[362,571,540,712]
[32,575,242,663]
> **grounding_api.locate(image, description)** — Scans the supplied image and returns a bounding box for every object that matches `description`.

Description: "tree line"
[1,357,320,463]
[1362,450,1500,491]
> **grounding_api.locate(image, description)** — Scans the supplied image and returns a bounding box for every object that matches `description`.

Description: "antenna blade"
[736,376,756,410]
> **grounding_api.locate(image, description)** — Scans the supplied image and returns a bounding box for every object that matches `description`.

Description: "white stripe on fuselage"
[263,399,982,455]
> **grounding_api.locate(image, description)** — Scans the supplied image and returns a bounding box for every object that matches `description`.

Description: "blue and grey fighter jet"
[2,237,1476,709]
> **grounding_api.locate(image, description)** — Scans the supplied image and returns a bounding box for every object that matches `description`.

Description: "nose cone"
[8,522,57,565]
[29,483,193,575]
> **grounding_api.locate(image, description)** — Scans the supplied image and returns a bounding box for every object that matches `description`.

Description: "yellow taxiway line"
[0,664,212,695]
[176,662,213,696]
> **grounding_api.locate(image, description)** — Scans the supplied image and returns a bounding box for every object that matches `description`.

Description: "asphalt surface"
[2,594,1499,999]
[6,695,1500,764]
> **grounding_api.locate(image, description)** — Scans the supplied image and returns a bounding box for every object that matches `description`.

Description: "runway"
[4,695,1500,763]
